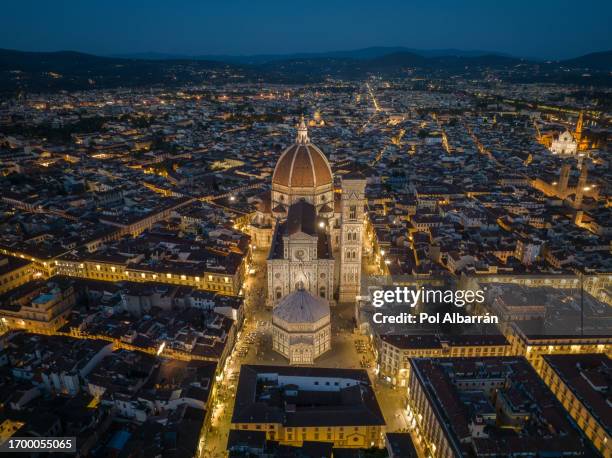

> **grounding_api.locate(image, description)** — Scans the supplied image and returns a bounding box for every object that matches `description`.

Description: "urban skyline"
[0,3,611,458]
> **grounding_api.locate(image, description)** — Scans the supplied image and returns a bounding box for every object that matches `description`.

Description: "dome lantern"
[296,114,309,144]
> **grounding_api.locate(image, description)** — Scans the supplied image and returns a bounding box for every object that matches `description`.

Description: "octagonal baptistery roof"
[273,289,330,325]
[272,117,333,189]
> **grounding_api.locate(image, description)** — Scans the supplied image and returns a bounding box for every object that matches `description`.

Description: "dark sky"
[2,0,611,59]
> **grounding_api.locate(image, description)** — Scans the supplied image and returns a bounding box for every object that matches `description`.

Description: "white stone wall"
[339,177,367,303]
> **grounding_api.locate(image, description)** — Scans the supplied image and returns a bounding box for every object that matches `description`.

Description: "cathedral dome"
[273,289,330,324]
[272,117,332,189]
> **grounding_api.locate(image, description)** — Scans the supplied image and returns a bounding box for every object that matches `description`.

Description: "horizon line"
[2,45,611,62]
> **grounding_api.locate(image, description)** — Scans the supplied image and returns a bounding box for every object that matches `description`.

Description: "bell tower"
[339,172,366,304]
[574,111,584,143]
[574,163,588,209]
[558,163,571,196]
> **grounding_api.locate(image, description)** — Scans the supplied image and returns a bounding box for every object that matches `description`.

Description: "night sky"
[2,0,611,59]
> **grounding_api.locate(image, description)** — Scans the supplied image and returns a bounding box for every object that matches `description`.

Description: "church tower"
[574,111,584,143]
[574,163,588,209]
[339,172,367,304]
[558,163,571,195]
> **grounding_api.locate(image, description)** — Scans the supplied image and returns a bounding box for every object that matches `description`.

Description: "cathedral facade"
[550,129,578,155]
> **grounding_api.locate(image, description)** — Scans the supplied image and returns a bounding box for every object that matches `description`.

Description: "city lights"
[0,10,609,456]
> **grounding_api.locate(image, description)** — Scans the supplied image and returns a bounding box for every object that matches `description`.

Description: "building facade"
[267,201,334,306]
[540,354,611,456]
[550,130,578,155]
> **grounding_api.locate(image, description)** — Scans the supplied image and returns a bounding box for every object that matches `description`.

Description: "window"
[349,205,356,219]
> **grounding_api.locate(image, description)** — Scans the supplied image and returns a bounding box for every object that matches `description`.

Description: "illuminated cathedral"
[250,116,367,364]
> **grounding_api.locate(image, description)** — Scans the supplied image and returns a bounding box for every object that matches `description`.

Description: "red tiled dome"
[272,143,333,188]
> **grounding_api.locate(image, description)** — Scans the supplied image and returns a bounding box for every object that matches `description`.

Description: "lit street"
[199,248,425,457]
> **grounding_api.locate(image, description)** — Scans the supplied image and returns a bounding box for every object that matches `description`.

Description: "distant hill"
[113,46,511,64]
[0,49,123,71]
[1,47,611,93]
[367,51,429,67]
[110,52,195,60]
[0,48,228,71]
[561,50,612,71]
[0,48,235,92]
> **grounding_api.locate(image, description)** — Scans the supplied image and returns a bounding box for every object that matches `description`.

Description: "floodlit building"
[230,365,385,448]
[378,334,509,387]
[272,288,331,365]
[0,278,75,332]
[0,255,34,295]
[541,354,611,456]
[267,201,334,306]
[550,130,578,155]
[258,116,367,307]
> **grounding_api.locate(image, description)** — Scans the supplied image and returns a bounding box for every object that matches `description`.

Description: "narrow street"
[199,248,269,458]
